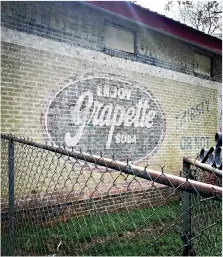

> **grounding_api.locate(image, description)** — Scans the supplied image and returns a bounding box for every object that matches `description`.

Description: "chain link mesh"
[1,134,222,256]
[185,164,222,256]
[1,138,9,254]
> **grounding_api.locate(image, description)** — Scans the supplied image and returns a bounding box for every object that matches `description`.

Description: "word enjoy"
[97,85,131,100]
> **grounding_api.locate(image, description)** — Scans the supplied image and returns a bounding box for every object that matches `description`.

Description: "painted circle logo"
[45,76,165,162]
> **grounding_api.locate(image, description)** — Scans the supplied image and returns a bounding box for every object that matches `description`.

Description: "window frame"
[103,21,136,55]
[193,52,213,77]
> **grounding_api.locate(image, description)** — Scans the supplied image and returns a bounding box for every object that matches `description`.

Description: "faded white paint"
[45,76,165,162]
[46,77,160,149]
[97,85,132,100]
[66,92,157,149]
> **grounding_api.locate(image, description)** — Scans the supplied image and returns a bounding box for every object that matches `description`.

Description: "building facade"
[1,1,222,175]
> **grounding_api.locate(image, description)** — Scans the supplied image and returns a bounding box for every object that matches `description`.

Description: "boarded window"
[104,25,134,53]
[194,53,211,76]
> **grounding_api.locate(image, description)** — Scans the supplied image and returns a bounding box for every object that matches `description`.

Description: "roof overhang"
[86,1,222,55]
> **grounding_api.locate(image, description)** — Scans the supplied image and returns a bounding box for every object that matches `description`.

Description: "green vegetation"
[2,201,182,256]
[1,199,221,256]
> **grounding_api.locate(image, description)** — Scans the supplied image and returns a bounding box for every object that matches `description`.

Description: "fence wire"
[182,160,222,256]
[1,134,222,256]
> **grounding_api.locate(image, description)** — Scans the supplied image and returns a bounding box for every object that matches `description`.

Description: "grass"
[1,199,221,256]
[2,200,182,256]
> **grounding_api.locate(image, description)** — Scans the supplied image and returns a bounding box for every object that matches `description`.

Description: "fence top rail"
[184,157,222,177]
[1,134,222,201]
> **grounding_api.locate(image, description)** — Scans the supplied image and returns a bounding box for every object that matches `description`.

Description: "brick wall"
[1,1,222,82]
[1,1,222,215]
[1,184,180,229]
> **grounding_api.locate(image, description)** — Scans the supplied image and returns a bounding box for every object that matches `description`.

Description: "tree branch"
[164,0,222,35]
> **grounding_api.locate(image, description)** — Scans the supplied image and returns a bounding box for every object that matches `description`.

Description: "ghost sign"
[45,76,165,162]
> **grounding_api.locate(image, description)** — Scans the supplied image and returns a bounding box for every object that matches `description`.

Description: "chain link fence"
[1,134,222,256]
[181,157,222,256]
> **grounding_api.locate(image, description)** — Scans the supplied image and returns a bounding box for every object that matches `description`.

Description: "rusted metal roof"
[87,1,222,54]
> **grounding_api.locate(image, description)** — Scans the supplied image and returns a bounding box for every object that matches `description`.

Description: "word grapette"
[65,92,156,149]
[175,100,210,129]
[45,76,165,162]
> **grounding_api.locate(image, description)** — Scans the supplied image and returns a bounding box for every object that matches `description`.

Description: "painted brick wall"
[1,38,220,166]
[1,1,222,211]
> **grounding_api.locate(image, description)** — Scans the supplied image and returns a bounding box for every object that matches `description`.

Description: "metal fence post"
[181,160,196,256]
[8,138,15,255]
